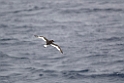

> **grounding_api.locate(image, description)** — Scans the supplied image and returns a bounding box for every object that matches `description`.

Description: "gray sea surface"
[0,0,124,83]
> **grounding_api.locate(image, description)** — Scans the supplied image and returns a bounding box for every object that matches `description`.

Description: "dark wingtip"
[34,35,38,37]
[61,51,63,54]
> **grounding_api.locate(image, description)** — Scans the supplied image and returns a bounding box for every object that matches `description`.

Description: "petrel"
[34,35,63,54]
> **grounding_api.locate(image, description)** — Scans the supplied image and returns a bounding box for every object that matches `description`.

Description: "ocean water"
[0,0,124,83]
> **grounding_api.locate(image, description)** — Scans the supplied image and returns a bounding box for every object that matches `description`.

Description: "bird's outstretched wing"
[34,35,48,41]
[51,43,63,54]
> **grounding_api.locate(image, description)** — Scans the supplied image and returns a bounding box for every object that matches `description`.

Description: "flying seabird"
[34,35,63,54]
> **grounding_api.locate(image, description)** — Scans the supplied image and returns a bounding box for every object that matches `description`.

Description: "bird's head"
[51,40,54,42]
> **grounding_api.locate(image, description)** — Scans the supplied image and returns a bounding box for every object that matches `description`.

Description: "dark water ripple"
[90,72,124,78]
[0,52,11,60]
[0,38,18,41]
[61,71,124,79]
[61,69,89,79]
[0,6,47,15]
[60,8,124,14]
[0,24,8,28]
[97,37,124,42]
